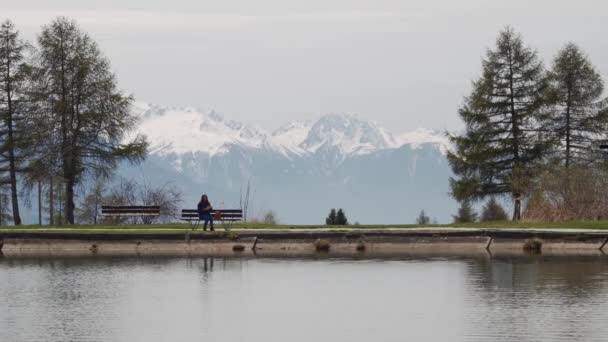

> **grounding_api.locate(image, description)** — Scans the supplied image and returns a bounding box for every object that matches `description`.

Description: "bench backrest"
[102,206,161,216]
[181,209,243,221]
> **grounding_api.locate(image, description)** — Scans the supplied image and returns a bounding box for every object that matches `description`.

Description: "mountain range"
[118,102,457,224]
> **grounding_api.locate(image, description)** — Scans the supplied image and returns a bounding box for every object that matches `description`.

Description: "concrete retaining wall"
[2,232,607,257]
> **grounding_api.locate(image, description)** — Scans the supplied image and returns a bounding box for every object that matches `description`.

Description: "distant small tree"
[481,197,509,222]
[0,185,13,225]
[453,201,478,224]
[326,208,337,225]
[76,178,106,224]
[336,208,348,225]
[263,210,278,225]
[416,210,430,225]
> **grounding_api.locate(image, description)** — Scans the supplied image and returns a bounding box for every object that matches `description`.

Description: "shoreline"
[2,228,608,257]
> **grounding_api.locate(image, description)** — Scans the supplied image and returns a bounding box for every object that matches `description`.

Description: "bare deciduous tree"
[104,178,181,224]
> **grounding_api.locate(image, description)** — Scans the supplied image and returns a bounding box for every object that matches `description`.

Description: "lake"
[1,255,608,341]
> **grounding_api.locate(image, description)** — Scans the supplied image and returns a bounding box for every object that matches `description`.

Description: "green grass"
[1,220,608,234]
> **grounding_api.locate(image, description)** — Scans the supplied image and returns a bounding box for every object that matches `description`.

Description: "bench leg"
[189,220,201,231]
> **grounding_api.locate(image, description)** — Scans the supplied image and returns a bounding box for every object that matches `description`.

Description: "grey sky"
[3,0,608,131]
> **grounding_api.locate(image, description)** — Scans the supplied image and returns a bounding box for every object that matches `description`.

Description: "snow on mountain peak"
[299,113,397,155]
[133,103,266,155]
[133,102,449,157]
[397,128,450,153]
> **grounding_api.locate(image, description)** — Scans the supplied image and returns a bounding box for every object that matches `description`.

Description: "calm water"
[1,255,608,342]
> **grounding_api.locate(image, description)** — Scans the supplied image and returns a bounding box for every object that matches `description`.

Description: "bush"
[453,201,478,223]
[523,238,542,254]
[524,166,608,221]
[480,197,509,222]
[263,210,278,225]
[314,239,331,252]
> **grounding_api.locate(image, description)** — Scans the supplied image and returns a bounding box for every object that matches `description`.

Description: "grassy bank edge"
[0,220,608,234]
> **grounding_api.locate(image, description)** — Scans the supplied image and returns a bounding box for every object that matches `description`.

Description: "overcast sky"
[3,0,608,132]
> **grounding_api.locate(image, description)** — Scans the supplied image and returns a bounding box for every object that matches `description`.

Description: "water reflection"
[1,256,607,341]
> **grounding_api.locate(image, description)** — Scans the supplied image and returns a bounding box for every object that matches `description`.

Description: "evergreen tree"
[30,17,147,224]
[448,27,549,221]
[325,208,337,225]
[0,20,30,225]
[416,210,430,225]
[480,197,509,222]
[336,208,348,225]
[545,43,608,167]
[452,201,478,223]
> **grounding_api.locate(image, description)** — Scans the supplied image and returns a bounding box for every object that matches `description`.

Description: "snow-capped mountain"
[132,102,449,159]
[122,103,456,224]
[132,102,267,155]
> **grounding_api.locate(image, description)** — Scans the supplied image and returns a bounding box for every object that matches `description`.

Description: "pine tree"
[416,210,430,225]
[480,197,509,222]
[325,208,337,225]
[336,208,348,225]
[448,27,549,221]
[0,20,30,225]
[452,201,478,224]
[30,17,147,224]
[545,43,608,167]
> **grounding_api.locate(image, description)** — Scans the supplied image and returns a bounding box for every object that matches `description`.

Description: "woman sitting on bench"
[197,194,215,231]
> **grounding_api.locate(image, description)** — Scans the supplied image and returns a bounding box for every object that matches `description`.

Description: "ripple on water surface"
[1,256,608,342]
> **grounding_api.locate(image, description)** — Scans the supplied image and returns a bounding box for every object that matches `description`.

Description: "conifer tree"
[336,208,348,225]
[29,17,147,224]
[0,20,30,225]
[448,27,549,221]
[325,208,337,225]
[452,201,478,224]
[480,197,509,222]
[545,43,608,167]
[416,210,430,225]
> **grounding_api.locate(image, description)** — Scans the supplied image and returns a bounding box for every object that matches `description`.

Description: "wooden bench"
[101,206,161,220]
[180,209,243,229]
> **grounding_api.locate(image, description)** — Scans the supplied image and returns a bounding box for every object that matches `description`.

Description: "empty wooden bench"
[180,209,243,229]
[101,205,161,220]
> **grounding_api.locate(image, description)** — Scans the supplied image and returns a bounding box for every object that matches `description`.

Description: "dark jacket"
[197,201,213,218]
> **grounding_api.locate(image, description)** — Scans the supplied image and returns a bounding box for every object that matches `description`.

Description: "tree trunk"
[8,155,20,225]
[38,181,42,225]
[65,176,75,224]
[4,40,21,225]
[565,92,571,168]
[512,193,521,221]
[49,177,54,226]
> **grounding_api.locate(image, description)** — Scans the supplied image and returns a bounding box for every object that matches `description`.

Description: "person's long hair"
[199,194,210,207]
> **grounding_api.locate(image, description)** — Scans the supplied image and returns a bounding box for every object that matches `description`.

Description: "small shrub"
[314,239,331,252]
[481,197,509,222]
[263,211,278,225]
[523,238,542,254]
[356,240,366,252]
[453,201,478,223]
[89,244,98,254]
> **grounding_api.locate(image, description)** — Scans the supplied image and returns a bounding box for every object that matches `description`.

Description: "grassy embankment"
[1,220,608,234]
